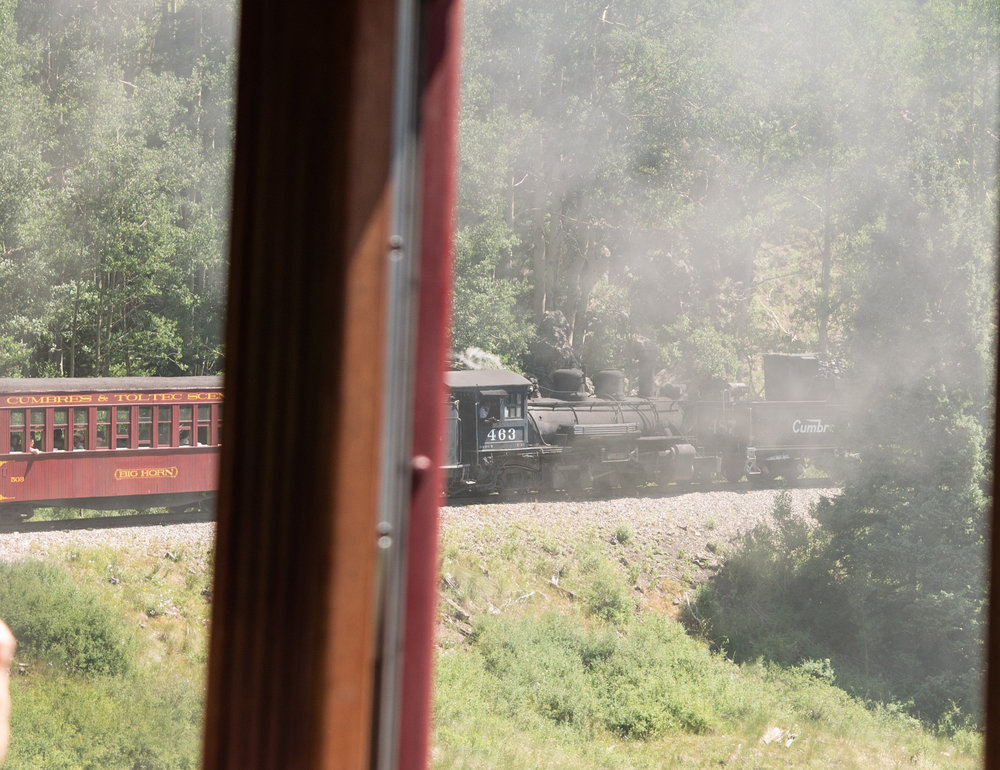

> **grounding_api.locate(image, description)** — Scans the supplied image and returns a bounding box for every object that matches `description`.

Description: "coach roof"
[445,369,531,390]
[0,376,223,394]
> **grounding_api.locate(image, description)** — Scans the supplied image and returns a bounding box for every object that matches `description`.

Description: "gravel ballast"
[440,487,840,586]
[0,486,838,586]
[0,522,217,564]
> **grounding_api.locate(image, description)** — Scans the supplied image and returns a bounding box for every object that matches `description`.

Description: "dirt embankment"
[440,486,839,592]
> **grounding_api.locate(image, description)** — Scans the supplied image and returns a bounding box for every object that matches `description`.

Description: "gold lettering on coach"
[114,467,179,481]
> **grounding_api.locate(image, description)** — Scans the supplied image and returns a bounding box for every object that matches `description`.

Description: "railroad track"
[0,508,215,534]
[0,478,839,527]
[443,476,839,507]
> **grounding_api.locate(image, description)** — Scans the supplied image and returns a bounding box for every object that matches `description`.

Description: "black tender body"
[444,354,846,496]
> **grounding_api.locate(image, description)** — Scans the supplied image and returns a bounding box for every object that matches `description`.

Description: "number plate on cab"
[485,427,523,443]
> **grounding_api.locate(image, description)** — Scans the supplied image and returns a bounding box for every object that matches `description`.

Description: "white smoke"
[454,346,505,370]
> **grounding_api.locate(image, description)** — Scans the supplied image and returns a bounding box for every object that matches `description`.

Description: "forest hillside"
[452,0,997,729]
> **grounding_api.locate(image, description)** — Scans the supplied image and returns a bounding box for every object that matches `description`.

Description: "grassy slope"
[2,539,212,768]
[433,518,981,768]
[0,513,981,768]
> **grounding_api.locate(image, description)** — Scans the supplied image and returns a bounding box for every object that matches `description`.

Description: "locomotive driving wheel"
[753,461,776,485]
[594,475,612,495]
[567,467,593,496]
[617,471,641,493]
[721,451,745,483]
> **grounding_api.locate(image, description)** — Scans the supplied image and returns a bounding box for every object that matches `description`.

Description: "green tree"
[451,229,534,367]
[0,0,234,377]
[688,0,996,727]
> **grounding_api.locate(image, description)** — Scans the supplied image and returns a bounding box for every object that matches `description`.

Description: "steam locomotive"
[443,354,846,496]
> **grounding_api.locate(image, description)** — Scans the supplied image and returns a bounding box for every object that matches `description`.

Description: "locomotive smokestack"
[594,370,625,400]
[638,360,654,398]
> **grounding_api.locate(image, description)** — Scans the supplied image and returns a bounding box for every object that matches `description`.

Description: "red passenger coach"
[0,377,222,521]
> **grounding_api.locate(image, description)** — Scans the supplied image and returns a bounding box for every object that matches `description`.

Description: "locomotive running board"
[569,423,640,437]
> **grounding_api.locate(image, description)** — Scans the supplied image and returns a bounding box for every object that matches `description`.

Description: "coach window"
[179,405,194,446]
[73,408,88,450]
[29,410,45,451]
[197,405,212,445]
[157,406,172,446]
[53,409,68,450]
[138,406,153,448]
[96,407,111,449]
[116,406,131,449]
[8,411,24,453]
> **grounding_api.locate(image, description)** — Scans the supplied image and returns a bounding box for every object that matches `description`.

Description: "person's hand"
[0,618,16,765]
[0,620,15,669]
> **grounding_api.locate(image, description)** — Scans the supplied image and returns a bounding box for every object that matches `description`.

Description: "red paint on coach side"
[0,383,222,510]
[0,448,219,507]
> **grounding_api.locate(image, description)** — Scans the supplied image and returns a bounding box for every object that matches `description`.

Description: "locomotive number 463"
[486,427,522,442]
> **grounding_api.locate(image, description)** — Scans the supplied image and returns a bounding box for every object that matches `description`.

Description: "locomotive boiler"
[526,368,715,492]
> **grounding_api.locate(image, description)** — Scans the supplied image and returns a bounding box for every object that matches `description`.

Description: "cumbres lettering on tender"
[791,419,834,434]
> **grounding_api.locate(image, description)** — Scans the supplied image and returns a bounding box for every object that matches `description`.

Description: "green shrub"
[0,561,136,676]
[593,614,729,737]
[8,668,204,769]
[699,482,987,727]
[469,610,741,742]
[473,614,597,730]
[691,490,827,662]
[799,657,836,685]
[581,558,634,625]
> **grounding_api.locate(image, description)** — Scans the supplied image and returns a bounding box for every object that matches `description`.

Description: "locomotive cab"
[444,370,539,494]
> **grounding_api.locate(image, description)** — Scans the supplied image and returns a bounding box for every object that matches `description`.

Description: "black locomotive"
[444,354,846,496]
